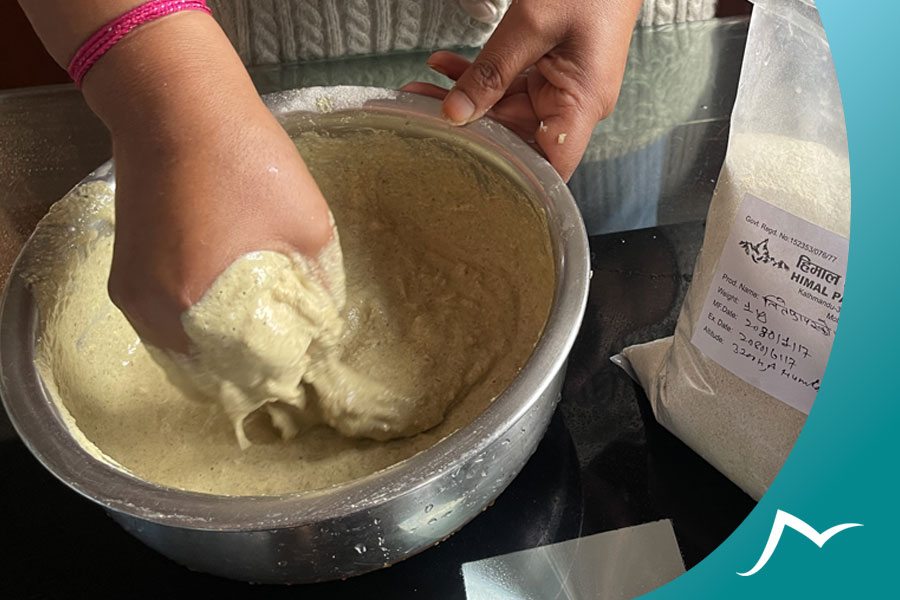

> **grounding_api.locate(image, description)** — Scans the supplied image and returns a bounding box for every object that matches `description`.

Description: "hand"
[78,11,333,352]
[402,0,643,180]
[107,105,333,353]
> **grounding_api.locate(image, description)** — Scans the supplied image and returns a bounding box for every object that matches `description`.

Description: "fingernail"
[442,89,475,125]
[458,0,501,24]
[426,61,449,77]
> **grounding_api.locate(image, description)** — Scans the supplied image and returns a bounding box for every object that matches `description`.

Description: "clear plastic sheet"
[462,520,685,600]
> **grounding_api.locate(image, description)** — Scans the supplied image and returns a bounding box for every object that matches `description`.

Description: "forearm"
[19,2,265,145]
[79,11,264,140]
[20,1,332,353]
[18,1,147,66]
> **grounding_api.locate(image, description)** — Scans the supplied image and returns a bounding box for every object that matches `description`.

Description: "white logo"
[737,509,862,576]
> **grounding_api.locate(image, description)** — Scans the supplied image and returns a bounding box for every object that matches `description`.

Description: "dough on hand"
[155,238,439,449]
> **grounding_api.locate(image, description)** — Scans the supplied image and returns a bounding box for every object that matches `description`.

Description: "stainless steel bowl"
[0,86,589,584]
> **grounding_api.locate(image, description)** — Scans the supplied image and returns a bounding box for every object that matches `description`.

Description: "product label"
[690,193,848,414]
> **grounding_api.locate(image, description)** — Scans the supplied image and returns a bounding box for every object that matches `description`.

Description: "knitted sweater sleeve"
[208,0,718,66]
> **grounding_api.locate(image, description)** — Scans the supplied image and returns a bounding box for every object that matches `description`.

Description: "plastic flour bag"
[615,0,849,500]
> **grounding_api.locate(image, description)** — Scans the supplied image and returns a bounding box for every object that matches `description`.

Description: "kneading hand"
[108,103,333,353]
[74,10,335,352]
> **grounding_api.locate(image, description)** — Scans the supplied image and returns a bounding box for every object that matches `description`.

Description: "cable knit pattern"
[345,0,373,55]
[394,0,422,51]
[295,0,325,59]
[420,3,445,50]
[208,0,717,66]
[248,0,280,64]
[321,1,345,58]
[209,0,251,63]
[272,0,296,62]
[438,3,472,49]
[374,0,392,53]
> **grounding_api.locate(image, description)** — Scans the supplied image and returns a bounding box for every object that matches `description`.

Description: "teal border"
[645,1,900,596]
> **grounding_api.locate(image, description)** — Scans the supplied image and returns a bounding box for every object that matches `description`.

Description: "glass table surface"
[0,17,754,600]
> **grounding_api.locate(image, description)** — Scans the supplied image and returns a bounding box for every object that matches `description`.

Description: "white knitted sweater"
[208,0,717,65]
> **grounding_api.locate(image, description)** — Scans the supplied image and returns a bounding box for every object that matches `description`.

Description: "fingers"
[438,0,640,179]
[425,50,471,80]
[441,10,554,125]
[427,52,531,98]
[108,256,193,353]
[401,78,539,154]
[399,82,449,101]
[485,92,542,147]
[532,110,594,182]
[526,68,595,182]
[409,73,590,182]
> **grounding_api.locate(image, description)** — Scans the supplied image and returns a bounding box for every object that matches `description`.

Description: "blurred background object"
[0,0,752,89]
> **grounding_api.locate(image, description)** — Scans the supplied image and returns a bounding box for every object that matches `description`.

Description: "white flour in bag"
[621,131,850,500]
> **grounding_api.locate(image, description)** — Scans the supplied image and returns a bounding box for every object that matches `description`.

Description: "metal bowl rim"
[0,86,590,531]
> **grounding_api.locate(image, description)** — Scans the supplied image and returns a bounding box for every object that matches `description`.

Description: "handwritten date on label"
[691,193,848,415]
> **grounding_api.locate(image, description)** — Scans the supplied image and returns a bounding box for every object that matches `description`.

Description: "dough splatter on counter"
[25,129,555,496]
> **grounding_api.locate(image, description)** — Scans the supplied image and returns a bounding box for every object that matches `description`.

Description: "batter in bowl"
[26,128,555,496]
[157,241,445,451]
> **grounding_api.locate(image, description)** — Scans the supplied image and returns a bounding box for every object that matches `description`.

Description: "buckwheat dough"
[27,129,555,496]
[156,240,440,451]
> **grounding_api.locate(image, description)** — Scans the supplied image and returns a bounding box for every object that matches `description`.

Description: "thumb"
[441,12,554,125]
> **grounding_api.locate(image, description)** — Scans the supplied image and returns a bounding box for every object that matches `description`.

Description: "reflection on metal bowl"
[0,86,589,584]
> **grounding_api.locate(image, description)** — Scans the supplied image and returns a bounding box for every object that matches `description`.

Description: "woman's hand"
[74,11,333,352]
[107,103,332,353]
[402,0,643,180]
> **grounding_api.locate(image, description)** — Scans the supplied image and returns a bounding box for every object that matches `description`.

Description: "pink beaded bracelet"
[67,0,212,88]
